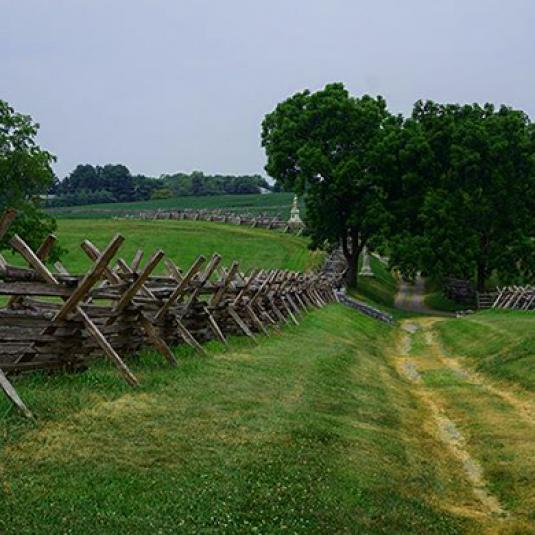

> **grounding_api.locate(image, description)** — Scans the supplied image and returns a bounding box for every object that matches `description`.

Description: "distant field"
[47,192,298,219]
[4,218,322,274]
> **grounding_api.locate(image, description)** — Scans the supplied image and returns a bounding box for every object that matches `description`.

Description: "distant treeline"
[48,165,274,207]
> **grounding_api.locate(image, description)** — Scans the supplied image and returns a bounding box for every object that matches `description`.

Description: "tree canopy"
[263,84,534,292]
[0,99,58,256]
[385,101,535,290]
[49,166,272,207]
[262,83,394,286]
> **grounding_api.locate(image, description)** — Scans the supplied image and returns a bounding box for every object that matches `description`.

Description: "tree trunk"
[344,253,358,287]
[476,261,487,292]
[341,230,363,288]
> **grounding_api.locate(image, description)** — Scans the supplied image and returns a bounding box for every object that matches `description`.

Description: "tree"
[262,83,393,286]
[386,101,535,291]
[0,99,59,255]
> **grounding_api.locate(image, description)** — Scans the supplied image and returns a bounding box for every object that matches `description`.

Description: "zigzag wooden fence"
[138,209,302,233]
[0,209,338,418]
[477,286,535,310]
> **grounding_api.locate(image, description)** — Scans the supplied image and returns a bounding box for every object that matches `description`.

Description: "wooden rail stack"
[0,210,339,418]
[480,286,535,310]
[140,209,300,233]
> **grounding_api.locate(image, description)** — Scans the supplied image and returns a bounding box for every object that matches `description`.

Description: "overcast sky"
[3,0,534,179]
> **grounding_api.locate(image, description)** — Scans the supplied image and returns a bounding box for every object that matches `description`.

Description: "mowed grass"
[434,310,535,391]
[47,192,297,219]
[0,306,473,534]
[4,219,322,275]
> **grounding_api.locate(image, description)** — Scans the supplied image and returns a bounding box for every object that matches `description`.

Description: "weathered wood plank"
[0,369,33,419]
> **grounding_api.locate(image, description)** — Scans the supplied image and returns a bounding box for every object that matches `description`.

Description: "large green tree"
[0,99,58,254]
[386,101,535,290]
[262,83,393,286]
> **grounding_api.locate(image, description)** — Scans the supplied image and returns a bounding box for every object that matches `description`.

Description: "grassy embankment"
[434,310,534,392]
[400,313,535,532]
[1,305,478,534]
[356,254,398,308]
[47,192,297,219]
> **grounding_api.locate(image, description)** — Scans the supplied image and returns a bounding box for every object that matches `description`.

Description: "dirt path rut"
[391,318,535,532]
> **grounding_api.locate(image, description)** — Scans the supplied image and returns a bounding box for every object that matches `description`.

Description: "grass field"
[1,305,481,534]
[434,310,535,392]
[47,192,297,219]
[4,218,322,275]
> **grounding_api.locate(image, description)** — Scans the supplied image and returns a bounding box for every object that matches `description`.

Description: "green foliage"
[50,166,271,207]
[384,101,535,290]
[150,187,173,200]
[0,99,60,258]
[262,83,395,287]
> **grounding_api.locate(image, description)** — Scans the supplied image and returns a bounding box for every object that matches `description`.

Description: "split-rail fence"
[0,209,338,418]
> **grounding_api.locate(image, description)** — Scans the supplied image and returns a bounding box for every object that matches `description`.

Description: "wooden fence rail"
[0,210,339,418]
[138,209,303,233]
[477,286,535,310]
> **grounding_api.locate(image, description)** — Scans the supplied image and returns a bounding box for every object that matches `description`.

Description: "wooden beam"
[0,369,33,419]
[131,249,144,272]
[55,234,125,321]
[77,308,139,387]
[35,234,57,261]
[155,255,206,320]
[165,259,183,283]
[9,234,59,285]
[203,306,227,345]
[113,249,164,313]
[228,307,257,341]
[0,209,17,241]
[210,261,239,307]
[140,315,177,366]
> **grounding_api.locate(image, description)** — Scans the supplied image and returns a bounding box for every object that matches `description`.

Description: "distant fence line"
[477,286,535,311]
[443,277,534,311]
[138,209,303,234]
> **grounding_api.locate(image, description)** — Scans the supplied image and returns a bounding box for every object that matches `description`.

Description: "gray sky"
[3,0,534,179]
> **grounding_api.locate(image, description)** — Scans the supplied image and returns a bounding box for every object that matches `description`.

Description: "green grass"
[357,255,397,307]
[47,192,298,219]
[0,305,472,534]
[4,219,322,275]
[424,291,466,313]
[434,310,535,391]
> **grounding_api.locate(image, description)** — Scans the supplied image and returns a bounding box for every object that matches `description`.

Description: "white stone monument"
[359,246,374,277]
[288,195,304,229]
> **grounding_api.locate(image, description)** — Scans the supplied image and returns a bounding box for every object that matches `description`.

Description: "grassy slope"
[434,310,535,392]
[4,219,322,275]
[47,192,297,219]
[0,306,471,534]
[357,255,398,307]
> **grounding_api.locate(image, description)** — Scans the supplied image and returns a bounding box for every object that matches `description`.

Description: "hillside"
[46,192,297,219]
[434,311,535,392]
[3,218,322,274]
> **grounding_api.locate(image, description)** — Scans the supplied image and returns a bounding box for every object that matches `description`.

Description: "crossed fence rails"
[487,285,535,310]
[0,209,339,418]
